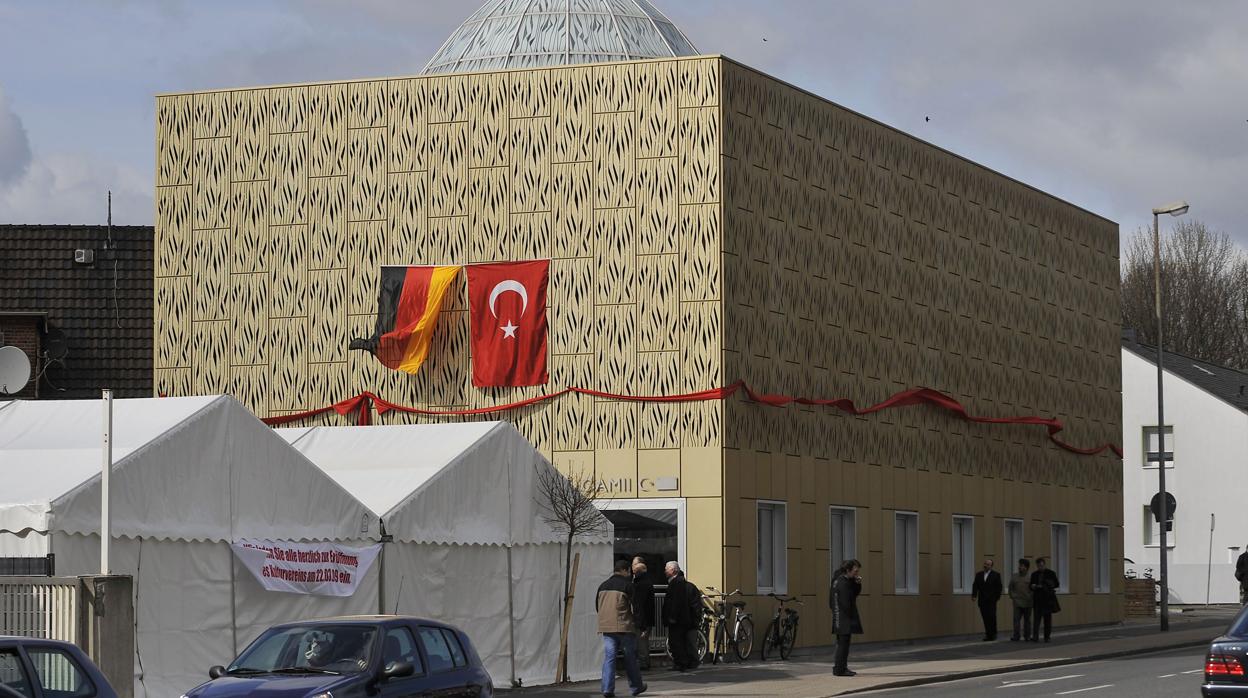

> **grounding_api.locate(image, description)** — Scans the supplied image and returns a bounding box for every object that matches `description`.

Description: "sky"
[0,0,1244,250]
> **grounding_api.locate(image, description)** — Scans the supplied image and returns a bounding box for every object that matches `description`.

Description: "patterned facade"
[155,55,1123,643]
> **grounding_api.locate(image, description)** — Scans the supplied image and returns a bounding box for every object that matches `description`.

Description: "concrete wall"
[1121,347,1248,604]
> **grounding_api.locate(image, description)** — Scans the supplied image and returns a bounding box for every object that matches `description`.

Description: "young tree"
[1121,220,1248,368]
[534,466,605,682]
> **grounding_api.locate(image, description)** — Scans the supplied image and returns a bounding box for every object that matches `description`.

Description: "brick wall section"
[0,318,39,398]
[0,225,154,398]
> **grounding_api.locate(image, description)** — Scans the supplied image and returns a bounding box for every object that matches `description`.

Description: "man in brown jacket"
[596,559,647,697]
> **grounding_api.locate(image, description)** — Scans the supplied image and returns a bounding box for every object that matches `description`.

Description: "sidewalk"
[528,606,1238,697]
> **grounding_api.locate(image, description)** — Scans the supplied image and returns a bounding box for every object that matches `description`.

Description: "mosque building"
[154,0,1123,642]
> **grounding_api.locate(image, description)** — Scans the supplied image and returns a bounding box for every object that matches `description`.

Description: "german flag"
[349,266,460,373]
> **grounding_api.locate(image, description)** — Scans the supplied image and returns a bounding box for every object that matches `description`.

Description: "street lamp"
[1151,199,1188,632]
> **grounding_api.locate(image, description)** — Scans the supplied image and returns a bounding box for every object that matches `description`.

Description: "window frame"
[0,646,35,697]
[1003,518,1024,572]
[1142,505,1176,548]
[894,511,920,595]
[1142,426,1175,470]
[417,626,459,675]
[952,515,975,595]
[25,645,96,697]
[382,625,426,678]
[756,500,789,595]
[1092,526,1111,594]
[1050,522,1070,595]
[829,505,857,580]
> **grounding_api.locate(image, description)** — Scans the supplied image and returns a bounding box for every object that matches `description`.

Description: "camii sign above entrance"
[596,477,679,494]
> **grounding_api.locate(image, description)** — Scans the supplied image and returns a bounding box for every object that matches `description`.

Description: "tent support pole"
[229,551,238,654]
[378,521,388,616]
[507,545,516,688]
[100,389,112,575]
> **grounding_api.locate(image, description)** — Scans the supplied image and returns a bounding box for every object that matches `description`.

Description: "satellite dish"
[0,346,33,395]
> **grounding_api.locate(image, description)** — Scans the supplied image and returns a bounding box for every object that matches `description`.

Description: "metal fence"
[649,590,668,653]
[0,577,79,641]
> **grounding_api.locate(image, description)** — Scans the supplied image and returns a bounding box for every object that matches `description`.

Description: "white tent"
[278,421,613,688]
[0,396,380,697]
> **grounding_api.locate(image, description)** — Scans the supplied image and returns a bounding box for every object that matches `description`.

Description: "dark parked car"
[0,636,120,698]
[181,616,493,698]
[1203,604,1248,696]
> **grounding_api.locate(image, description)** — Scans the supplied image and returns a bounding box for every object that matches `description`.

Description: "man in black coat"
[1029,557,1060,642]
[830,559,863,677]
[1236,547,1248,605]
[631,557,656,669]
[662,561,702,671]
[971,558,1003,641]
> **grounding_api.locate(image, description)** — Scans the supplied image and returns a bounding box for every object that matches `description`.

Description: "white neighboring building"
[1122,333,1248,604]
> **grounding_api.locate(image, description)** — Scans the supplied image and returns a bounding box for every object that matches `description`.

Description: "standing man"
[830,559,864,677]
[631,557,655,670]
[971,559,1003,641]
[1008,558,1033,641]
[1236,546,1248,605]
[596,559,647,698]
[662,561,702,672]
[1029,557,1060,642]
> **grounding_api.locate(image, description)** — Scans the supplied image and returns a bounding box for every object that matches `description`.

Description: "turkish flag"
[465,260,550,387]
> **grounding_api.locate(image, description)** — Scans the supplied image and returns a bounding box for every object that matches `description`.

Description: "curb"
[836,637,1212,695]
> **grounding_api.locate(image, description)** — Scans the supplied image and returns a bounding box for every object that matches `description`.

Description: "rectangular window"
[1050,523,1069,593]
[894,511,919,594]
[829,506,857,576]
[952,516,975,594]
[1004,519,1024,570]
[1143,506,1176,547]
[757,501,788,594]
[1143,426,1174,468]
[1093,526,1110,593]
[418,626,456,673]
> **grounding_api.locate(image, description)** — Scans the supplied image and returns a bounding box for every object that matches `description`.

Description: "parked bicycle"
[760,592,802,661]
[704,587,754,663]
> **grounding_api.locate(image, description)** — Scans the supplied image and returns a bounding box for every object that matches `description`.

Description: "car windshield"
[228,625,378,675]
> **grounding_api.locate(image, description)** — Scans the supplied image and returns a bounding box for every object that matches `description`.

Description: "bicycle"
[760,593,802,661]
[704,587,754,663]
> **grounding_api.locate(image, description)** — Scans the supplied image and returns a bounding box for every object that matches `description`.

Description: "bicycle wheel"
[760,619,778,661]
[696,628,710,664]
[712,621,725,664]
[779,620,798,660]
[734,617,755,661]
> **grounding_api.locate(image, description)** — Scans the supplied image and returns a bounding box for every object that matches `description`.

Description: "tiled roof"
[0,224,153,399]
[1122,334,1248,412]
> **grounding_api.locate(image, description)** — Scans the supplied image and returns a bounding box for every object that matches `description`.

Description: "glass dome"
[422,0,699,74]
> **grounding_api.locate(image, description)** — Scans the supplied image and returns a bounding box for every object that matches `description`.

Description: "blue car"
[181,616,493,698]
[0,636,120,698]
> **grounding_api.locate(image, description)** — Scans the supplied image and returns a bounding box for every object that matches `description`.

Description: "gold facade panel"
[269,317,306,411]
[230,365,270,416]
[231,91,269,183]
[192,137,232,230]
[193,91,230,139]
[157,95,193,187]
[680,204,720,301]
[551,257,594,355]
[308,83,348,177]
[348,221,386,316]
[308,175,348,269]
[470,73,509,168]
[192,227,231,321]
[551,161,594,257]
[154,368,191,399]
[307,269,348,364]
[593,111,635,208]
[511,212,552,261]
[636,62,679,159]
[551,67,593,163]
[468,166,511,263]
[268,86,309,135]
[307,361,349,407]
[636,156,679,255]
[348,127,388,222]
[388,79,427,173]
[427,74,470,125]
[552,353,595,451]
[595,304,636,395]
[594,207,636,305]
[510,117,551,213]
[637,253,680,353]
[387,171,429,263]
[230,272,268,367]
[192,320,230,394]
[510,69,550,118]
[231,180,269,273]
[269,131,307,226]
[156,185,193,277]
[268,224,307,319]
[154,275,192,369]
[592,62,634,114]
[348,81,388,129]
[428,121,469,217]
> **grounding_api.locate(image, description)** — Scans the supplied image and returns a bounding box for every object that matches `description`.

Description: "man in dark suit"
[662,561,703,671]
[971,558,1003,641]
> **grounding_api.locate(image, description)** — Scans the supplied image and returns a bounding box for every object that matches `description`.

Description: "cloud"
[0,152,150,226]
[0,87,32,185]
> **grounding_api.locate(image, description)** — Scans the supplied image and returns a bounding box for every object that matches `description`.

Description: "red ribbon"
[262,382,1122,458]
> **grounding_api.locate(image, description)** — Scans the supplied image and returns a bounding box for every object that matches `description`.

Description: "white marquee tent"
[278,421,613,688]
[0,396,380,697]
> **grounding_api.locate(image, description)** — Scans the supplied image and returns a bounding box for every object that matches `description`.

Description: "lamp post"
[1151,199,1188,631]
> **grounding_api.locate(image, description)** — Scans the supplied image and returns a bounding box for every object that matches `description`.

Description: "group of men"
[595,556,703,698]
[971,557,1061,642]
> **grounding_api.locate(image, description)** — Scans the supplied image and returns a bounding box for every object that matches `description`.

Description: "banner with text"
[231,539,381,597]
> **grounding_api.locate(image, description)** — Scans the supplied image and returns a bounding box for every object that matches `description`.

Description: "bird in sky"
[925,116,931,122]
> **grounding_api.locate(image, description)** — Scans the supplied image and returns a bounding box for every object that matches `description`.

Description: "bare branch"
[534,465,606,540]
